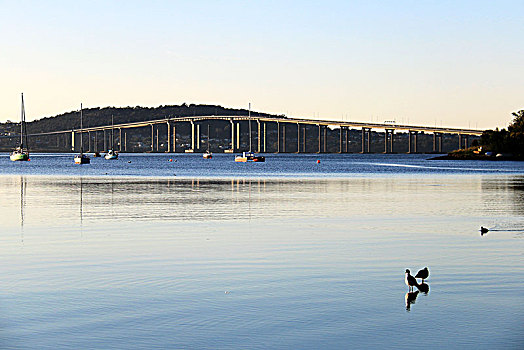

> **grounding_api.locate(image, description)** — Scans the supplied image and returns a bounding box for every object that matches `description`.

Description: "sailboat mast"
[20,93,25,148]
[80,104,83,153]
[111,114,114,149]
[207,124,210,152]
[248,103,252,152]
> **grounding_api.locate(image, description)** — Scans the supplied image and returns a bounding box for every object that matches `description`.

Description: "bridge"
[27,115,483,154]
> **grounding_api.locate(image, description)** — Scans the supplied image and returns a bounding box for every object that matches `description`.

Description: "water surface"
[0,154,523,349]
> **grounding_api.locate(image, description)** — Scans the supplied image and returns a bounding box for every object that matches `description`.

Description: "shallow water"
[0,154,523,349]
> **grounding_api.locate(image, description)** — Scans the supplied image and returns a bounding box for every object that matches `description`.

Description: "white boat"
[203,125,212,159]
[105,115,118,159]
[105,149,118,159]
[10,93,30,161]
[74,104,90,164]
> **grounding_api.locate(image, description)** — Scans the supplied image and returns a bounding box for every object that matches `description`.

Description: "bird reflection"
[416,282,429,295]
[405,291,419,311]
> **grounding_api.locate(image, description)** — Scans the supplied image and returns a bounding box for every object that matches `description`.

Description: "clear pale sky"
[1,0,522,129]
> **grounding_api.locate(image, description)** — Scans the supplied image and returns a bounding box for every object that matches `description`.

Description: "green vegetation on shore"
[436,110,523,160]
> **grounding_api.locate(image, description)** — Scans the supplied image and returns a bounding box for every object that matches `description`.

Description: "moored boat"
[74,104,90,164]
[235,151,265,162]
[105,149,118,159]
[10,93,30,162]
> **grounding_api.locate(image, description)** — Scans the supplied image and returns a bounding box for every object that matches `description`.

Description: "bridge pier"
[124,131,127,152]
[119,128,122,152]
[257,120,261,153]
[277,122,280,153]
[283,124,286,153]
[229,120,235,152]
[408,131,418,153]
[297,123,300,153]
[167,122,172,153]
[384,129,394,153]
[458,134,462,150]
[361,127,371,153]
[236,122,240,150]
[317,125,321,153]
[433,133,443,153]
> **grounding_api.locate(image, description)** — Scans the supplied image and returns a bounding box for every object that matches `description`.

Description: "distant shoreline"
[429,154,523,161]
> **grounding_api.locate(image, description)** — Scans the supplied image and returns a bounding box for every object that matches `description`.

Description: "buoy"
[128,161,131,163]
[317,160,320,164]
[169,159,172,162]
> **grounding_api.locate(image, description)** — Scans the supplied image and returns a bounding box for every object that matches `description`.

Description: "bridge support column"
[439,133,442,153]
[167,122,172,153]
[303,126,306,153]
[324,126,327,152]
[345,128,349,153]
[190,121,195,151]
[361,128,365,153]
[384,129,394,153]
[119,128,122,152]
[283,124,286,153]
[236,122,240,150]
[124,131,127,152]
[104,129,107,151]
[230,120,235,152]
[151,125,154,152]
[433,133,437,152]
[297,123,300,153]
[465,135,468,148]
[317,125,321,153]
[196,124,200,151]
[458,134,462,150]
[408,131,418,153]
[339,127,343,153]
[263,122,266,152]
[71,131,75,152]
[257,120,261,153]
[367,129,371,153]
[277,122,280,153]
[94,132,98,152]
[156,126,159,151]
[88,132,91,152]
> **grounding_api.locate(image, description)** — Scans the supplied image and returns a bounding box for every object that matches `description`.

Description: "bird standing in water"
[405,269,418,292]
[415,267,429,282]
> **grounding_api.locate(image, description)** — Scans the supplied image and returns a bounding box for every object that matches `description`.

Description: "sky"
[0,0,522,129]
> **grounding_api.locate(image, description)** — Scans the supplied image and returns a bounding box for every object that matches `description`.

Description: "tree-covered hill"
[21,104,279,134]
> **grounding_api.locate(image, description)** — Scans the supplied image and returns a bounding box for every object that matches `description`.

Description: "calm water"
[0,154,523,349]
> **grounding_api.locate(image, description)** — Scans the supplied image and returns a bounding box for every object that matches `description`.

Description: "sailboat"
[10,93,30,161]
[235,103,265,162]
[105,114,118,159]
[74,104,91,164]
[203,124,212,159]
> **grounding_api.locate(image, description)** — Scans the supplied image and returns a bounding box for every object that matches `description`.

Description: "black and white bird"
[405,269,418,292]
[480,226,489,235]
[415,267,429,282]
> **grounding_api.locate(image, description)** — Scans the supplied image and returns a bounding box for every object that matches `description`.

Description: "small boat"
[233,103,265,163]
[104,115,118,159]
[235,151,265,162]
[203,125,212,159]
[93,151,101,157]
[105,149,118,159]
[74,153,91,164]
[10,93,30,161]
[74,104,90,164]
